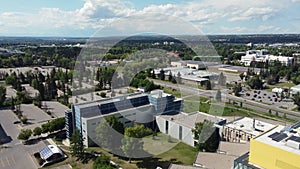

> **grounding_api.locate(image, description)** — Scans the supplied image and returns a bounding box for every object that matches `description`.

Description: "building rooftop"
[40,145,64,160]
[81,104,153,120]
[149,90,172,98]
[181,75,208,82]
[158,111,225,128]
[254,122,300,156]
[225,117,275,136]
[75,92,146,109]
[194,141,250,169]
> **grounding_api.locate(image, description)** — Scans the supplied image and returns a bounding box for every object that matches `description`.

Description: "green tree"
[18,129,32,142]
[192,120,220,152]
[0,85,6,107]
[100,92,106,98]
[204,81,212,90]
[21,116,28,124]
[33,127,42,137]
[159,69,165,80]
[247,76,263,89]
[239,73,245,81]
[70,129,85,158]
[95,116,124,153]
[233,83,242,97]
[10,96,15,110]
[93,155,114,169]
[293,92,300,110]
[121,124,152,162]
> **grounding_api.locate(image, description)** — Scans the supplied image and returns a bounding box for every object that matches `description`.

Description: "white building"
[156,112,226,147]
[241,49,294,66]
[290,84,300,95]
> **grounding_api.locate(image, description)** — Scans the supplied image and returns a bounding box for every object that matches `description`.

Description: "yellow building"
[234,122,300,169]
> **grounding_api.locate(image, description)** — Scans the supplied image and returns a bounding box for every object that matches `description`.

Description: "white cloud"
[229,7,275,22]
[0,0,297,36]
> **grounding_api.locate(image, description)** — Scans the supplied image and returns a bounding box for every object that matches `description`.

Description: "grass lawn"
[43,152,95,169]
[81,133,197,169]
[200,102,253,117]
[143,133,179,155]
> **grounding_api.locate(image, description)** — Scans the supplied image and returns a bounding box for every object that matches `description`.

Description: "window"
[179,126,183,140]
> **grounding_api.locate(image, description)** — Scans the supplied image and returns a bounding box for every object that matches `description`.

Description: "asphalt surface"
[153,80,300,120]
[0,109,40,169]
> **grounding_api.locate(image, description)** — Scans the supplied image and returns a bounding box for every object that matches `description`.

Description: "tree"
[70,129,84,158]
[168,72,173,82]
[204,81,212,90]
[41,123,50,133]
[100,92,106,98]
[93,155,114,169]
[21,116,28,124]
[215,89,222,102]
[10,96,15,110]
[33,127,42,137]
[95,116,124,153]
[0,85,6,107]
[192,120,220,152]
[18,129,32,142]
[121,124,152,162]
[247,76,263,90]
[159,69,165,80]
[233,83,242,97]
[239,73,245,81]
[293,92,300,110]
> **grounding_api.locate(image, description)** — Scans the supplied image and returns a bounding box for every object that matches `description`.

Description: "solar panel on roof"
[272,133,288,142]
[287,136,300,143]
[268,132,280,138]
[40,146,53,160]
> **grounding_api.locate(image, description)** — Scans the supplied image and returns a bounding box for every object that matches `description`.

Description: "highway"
[153,80,300,120]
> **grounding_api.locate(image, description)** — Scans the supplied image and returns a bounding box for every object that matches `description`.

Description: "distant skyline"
[0,0,300,37]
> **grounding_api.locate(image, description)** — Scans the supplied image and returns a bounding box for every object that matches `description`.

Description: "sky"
[0,0,300,37]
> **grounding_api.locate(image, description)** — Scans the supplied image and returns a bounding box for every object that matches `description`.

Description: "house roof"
[40,145,64,160]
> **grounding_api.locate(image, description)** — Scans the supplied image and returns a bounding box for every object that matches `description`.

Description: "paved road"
[153,81,300,120]
[0,109,46,169]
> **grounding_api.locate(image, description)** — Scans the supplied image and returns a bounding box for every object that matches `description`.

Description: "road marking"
[0,158,5,167]
[6,157,10,167]
[11,155,16,165]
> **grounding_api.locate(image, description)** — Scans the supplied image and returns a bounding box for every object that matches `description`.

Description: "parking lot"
[21,104,52,124]
[0,109,41,169]
[42,101,69,118]
[240,89,295,109]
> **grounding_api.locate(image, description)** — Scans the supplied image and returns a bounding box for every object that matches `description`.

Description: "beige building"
[222,117,274,143]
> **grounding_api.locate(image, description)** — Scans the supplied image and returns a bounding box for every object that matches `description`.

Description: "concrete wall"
[156,116,194,147]
[82,105,155,147]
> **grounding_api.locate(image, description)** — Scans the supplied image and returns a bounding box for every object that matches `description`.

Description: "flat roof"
[158,112,225,129]
[181,75,208,82]
[225,117,275,136]
[75,92,146,109]
[81,104,154,121]
[254,124,300,155]
[291,84,300,90]
[194,141,250,169]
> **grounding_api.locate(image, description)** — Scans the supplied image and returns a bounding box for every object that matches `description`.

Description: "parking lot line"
[6,157,10,167]
[0,158,5,167]
[11,155,16,165]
